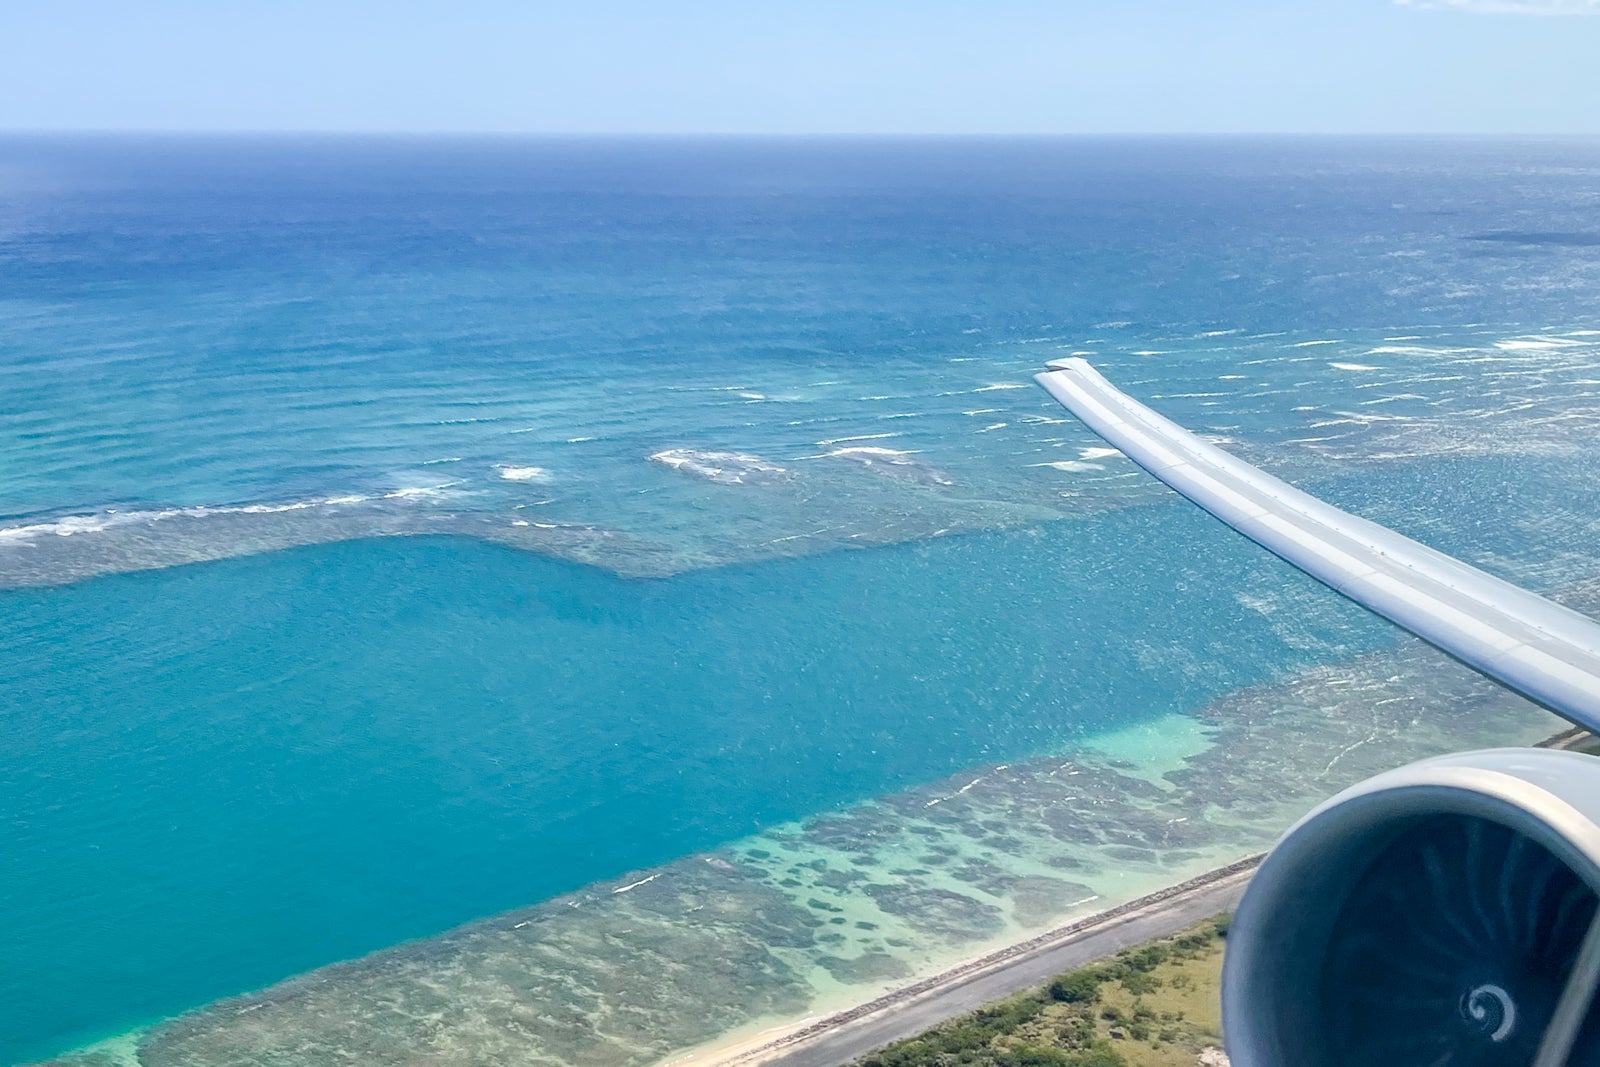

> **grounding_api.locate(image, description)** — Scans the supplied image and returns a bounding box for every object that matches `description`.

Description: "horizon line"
[3,128,1600,140]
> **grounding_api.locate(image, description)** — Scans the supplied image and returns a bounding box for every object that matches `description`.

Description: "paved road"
[733,861,1257,1067]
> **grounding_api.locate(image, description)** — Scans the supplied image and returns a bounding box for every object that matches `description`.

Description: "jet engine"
[1221,747,1600,1067]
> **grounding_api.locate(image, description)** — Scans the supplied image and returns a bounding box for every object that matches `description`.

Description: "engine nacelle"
[1222,747,1600,1066]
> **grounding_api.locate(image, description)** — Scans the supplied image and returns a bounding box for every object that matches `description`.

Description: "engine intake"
[1222,748,1600,1066]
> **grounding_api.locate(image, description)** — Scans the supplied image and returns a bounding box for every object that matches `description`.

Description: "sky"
[1,0,1597,134]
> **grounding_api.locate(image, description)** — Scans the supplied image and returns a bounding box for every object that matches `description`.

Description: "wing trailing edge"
[1035,357,1600,732]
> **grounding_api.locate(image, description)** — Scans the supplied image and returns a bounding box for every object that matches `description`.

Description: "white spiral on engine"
[1461,983,1516,1043]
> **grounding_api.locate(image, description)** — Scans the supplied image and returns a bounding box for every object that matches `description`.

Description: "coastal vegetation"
[855,916,1230,1067]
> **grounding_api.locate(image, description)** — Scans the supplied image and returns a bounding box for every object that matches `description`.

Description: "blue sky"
[1,0,1596,133]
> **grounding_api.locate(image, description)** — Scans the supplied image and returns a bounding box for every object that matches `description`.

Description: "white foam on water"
[1080,447,1123,460]
[384,481,465,500]
[825,446,953,486]
[1365,345,1468,357]
[815,432,900,446]
[1495,337,1586,351]
[495,465,550,482]
[0,514,116,540]
[1329,362,1380,372]
[0,494,383,544]
[827,446,921,458]
[972,383,1028,392]
[1031,460,1105,472]
[611,874,660,895]
[649,449,788,485]
[231,501,319,514]
[1291,340,1340,347]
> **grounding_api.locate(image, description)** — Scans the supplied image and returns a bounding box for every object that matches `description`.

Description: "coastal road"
[710,729,1586,1067]
[708,858,1259,1067]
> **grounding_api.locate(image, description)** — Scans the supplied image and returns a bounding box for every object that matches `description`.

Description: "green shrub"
[995,1045,1077,1066]
[1123,945,1170,973]
[1049,971,1103,1004]
[1072,1047,1127,1067]
[1119,971,1161,996]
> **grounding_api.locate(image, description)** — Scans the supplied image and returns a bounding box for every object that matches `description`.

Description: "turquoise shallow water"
[3,136,1600,1064]
[1,512,1380,1062]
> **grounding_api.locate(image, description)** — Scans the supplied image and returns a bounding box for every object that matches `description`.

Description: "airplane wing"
[1034,357,1600,733]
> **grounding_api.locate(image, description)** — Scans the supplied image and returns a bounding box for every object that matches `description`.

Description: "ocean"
[2,135,1599,1065]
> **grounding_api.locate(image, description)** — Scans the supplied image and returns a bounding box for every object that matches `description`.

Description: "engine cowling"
[1222,747,1600,1066]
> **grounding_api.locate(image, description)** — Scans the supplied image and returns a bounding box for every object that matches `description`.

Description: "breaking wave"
[649,449,790,485]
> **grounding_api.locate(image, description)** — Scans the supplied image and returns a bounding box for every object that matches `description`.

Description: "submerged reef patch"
[39,582,1594,1067]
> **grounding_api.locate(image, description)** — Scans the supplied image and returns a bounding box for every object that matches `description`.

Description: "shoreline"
[669,727,1594,1067]
[28,678,1584,1066]
[669,856,1261,1067]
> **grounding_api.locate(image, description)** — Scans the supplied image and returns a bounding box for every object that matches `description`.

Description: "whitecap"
[0,514,114,540]
[611,874,660,895]
[828,446,921,458]
[385,481,465,500]
[649,449,788,486]
[973,383,1028,392]
[0,493,378,545]
[826,446,953,486]
[1330,362,1379,372]
[815,432,900,446]
[1494,338,1585,351]
[1291,340,1340,348]
[496,465,551,482]
[1080,447,1123,460]
[1364,345,1463,357]
[1032,460,1105,472]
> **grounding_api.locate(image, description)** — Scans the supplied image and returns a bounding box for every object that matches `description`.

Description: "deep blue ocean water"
[3,136,1600,1064]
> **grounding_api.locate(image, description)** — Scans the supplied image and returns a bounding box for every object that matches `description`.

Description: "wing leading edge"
[1034,357,1600,733]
